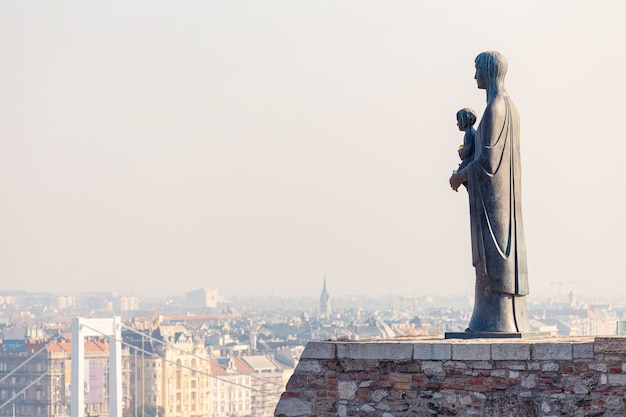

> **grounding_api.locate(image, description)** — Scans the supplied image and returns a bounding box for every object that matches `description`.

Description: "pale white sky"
[1,1,625,300]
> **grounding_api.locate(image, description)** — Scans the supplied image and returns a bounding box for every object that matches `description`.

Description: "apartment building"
[0,337,131,417]
[133,324,214,417]
[209,357,252,417]
[239,355,289,417]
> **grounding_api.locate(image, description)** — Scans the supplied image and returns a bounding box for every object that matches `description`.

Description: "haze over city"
[1,1,625,300]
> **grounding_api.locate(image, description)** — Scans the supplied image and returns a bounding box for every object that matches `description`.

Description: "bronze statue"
[449,51,530,333]
[454,108,477,189]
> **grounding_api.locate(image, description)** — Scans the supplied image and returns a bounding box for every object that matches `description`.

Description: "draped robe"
[465,93,529,332]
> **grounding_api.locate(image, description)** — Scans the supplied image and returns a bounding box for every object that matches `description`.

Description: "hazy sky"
[1,1,625,300]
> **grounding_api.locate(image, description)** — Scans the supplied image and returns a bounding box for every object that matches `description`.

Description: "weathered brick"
[274,337,626,417]
[388,374,411,383]
[441,383,464,390]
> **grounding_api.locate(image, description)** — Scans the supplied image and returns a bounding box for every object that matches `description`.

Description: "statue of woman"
[449,51,530,333]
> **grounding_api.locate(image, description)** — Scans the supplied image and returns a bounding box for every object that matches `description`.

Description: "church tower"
[319,275,332,322]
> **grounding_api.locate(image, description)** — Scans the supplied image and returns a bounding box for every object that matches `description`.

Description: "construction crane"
[550,281,584,298]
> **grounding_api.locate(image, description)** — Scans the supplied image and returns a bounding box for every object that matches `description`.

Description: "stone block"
[490,369,506,377]
[336,342,413,360]
[413,343,452,360]
[422,361,444,375]
[508,363,527,371]
[301,342,335,359]
[491,343,530,360]
[294,359,322,373]
[313,398,337,413]
[471,361,493,370]
[339,358,369,372]
[375,403,391,411]
[371,389,388,402]
[594,337,626,354]
[521,374,539,389]
[541,362,560,372]
[443,360,467,369]
[607,373,626,386]
[573,342,594,359]
[531,343,572,360]
[338,381,357,400]
[274,397,313,417]
[526,362,540,371]
[589,362,608,372]
[452,343,490,360]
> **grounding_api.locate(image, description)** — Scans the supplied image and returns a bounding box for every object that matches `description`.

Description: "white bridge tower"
[71,317,122,417]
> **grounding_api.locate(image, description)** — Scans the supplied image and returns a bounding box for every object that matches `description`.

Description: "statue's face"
[474,65,486,89]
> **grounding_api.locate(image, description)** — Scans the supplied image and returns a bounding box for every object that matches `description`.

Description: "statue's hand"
[449,172,463,192]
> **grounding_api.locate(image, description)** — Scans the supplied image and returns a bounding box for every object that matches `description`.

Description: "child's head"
[456,108,477,131]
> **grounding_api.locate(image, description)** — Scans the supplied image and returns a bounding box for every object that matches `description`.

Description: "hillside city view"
[1,281,626,417]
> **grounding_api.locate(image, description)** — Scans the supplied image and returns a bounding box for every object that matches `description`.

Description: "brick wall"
[274,337,626,417]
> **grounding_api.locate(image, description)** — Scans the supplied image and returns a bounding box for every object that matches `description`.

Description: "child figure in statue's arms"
[455,108,477,188]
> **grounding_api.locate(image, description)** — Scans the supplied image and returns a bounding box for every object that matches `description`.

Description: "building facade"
[133,325,214,417]
[0,338,131,417]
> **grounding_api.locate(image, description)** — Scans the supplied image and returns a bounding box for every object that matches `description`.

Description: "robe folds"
[466,94,528,296]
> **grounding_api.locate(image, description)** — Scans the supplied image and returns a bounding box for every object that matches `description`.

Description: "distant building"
[532,299,619,336]
[186,288,219,309]
[56,295,76,310]
[132,324,213,417]
[209,357,253,417]
[274,346,305,368]
[239,355,289,417]
[2,325,46,342]
[0,337,131,417]
[319,277,332,322]
[0,295,15,307]
[129,323,261,417]
[206,333,250,357]
[117,295,140,312]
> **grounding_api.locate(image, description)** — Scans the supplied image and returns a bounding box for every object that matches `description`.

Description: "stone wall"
[274,336,626,417]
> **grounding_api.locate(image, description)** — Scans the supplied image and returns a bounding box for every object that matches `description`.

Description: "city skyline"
[1,1,625,299]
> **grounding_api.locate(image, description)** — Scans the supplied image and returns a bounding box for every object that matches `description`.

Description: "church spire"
[319,274,332,322]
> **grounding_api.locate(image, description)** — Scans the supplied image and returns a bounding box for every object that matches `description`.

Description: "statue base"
[445,331,552,339]
[275,336,626,416]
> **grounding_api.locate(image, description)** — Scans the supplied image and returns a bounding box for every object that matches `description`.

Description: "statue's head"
[474,51,508,93]
[456,108,477,131]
